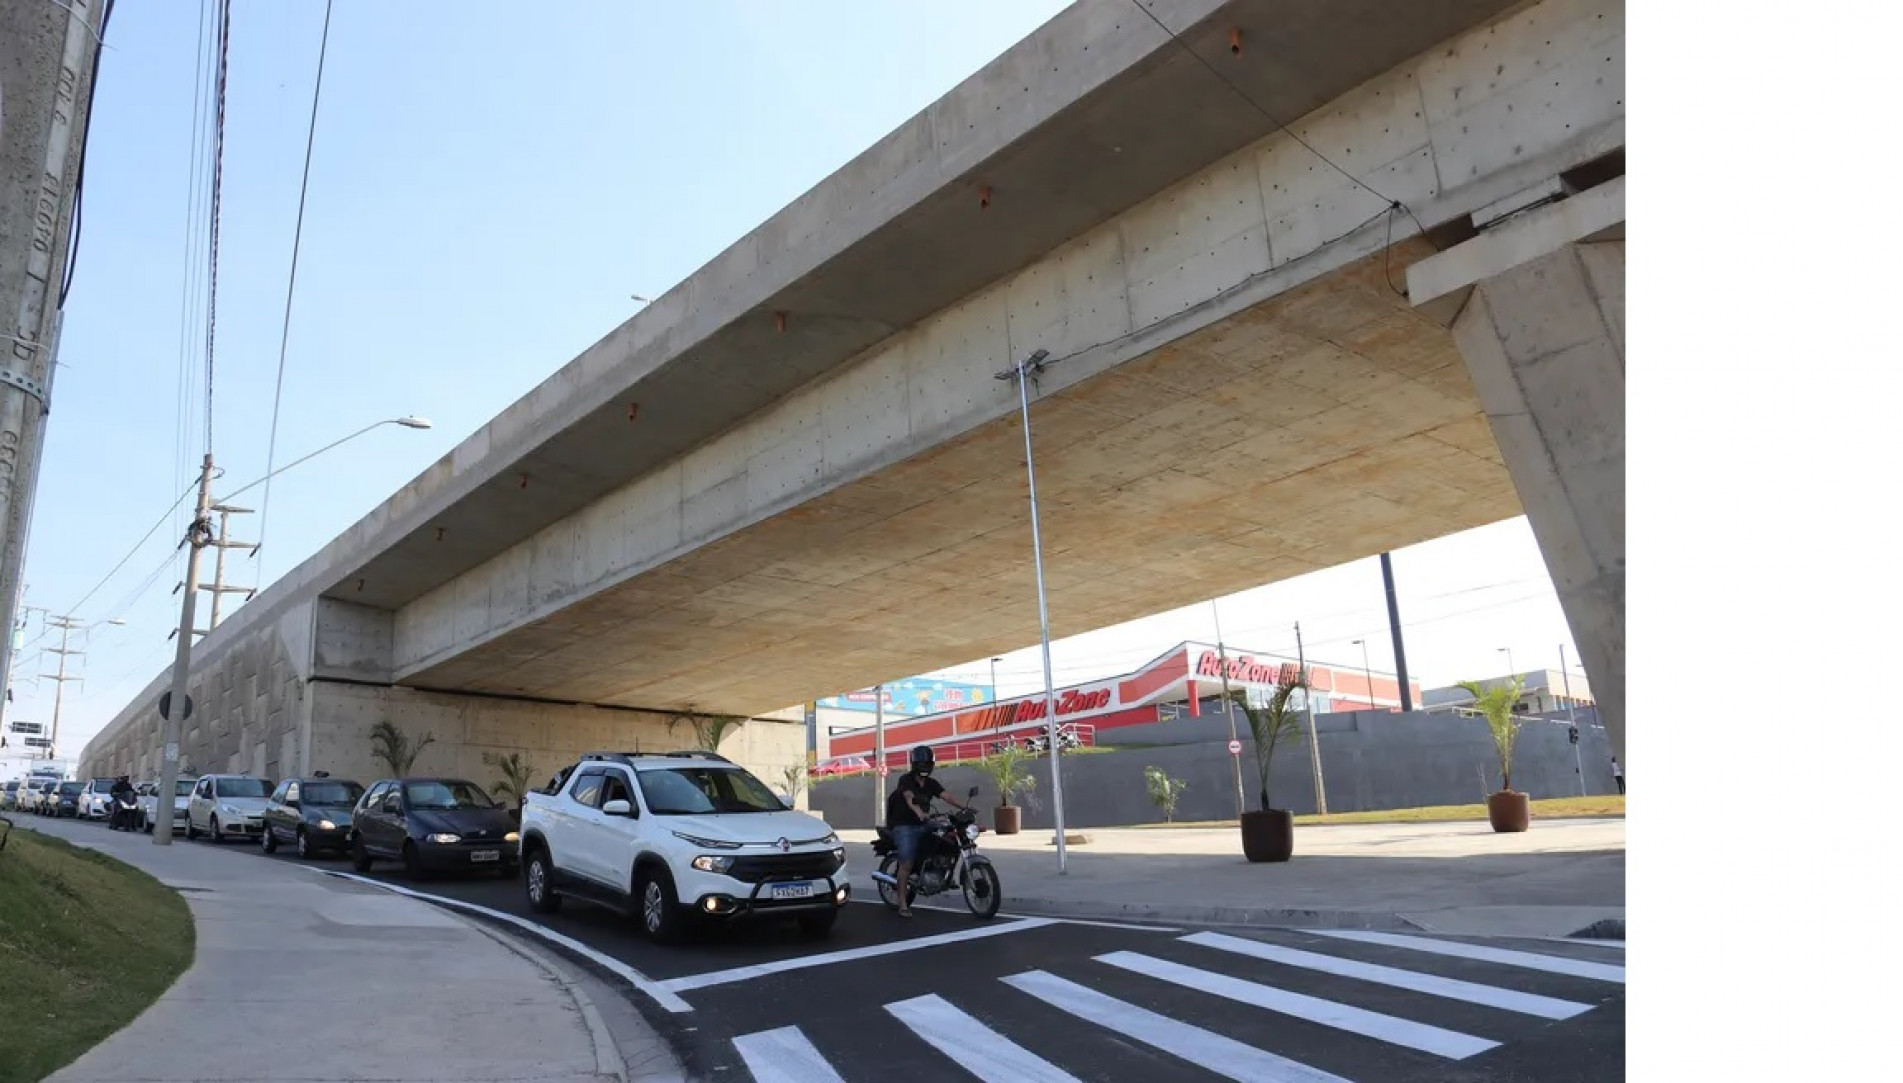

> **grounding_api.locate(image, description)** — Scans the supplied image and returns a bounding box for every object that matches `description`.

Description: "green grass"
[0,826,195,1083]
[1131,794,1626,828]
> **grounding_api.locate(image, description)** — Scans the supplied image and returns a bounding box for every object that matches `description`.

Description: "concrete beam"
[1407,175,1626,305]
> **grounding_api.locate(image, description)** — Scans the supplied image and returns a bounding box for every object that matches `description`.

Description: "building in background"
[1422,670,1595,717]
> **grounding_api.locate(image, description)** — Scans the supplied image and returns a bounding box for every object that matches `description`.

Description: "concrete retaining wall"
[812,708,1616,830]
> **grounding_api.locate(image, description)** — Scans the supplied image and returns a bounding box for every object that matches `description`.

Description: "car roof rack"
[579,750,733,766]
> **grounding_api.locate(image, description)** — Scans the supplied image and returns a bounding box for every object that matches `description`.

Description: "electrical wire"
[201,0,234,457]
[172,0,216,548]
[57,0,116,308]
[256,0,336,586]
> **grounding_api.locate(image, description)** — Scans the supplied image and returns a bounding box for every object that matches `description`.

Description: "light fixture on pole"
[993,348,1068,874]
[154,417,429,845]
[1352,638,1374,712]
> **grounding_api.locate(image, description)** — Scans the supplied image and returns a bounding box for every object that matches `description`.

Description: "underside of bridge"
[403,241,1521,715]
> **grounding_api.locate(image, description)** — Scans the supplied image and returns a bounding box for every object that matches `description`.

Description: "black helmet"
[909,746,935,775]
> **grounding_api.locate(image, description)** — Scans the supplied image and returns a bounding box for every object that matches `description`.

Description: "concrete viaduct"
[80,0,1625,794]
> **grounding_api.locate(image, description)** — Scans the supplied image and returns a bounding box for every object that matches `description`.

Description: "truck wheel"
[526,851,563,913]
[638,869,683,944]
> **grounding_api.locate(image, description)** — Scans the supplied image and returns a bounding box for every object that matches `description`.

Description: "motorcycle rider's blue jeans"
[893,824,927,867]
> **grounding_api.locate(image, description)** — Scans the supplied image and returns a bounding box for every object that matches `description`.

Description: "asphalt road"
[104,822,1626,1082]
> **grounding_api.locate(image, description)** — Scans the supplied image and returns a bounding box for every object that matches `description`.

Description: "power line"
[257,0,336,585]
[172,0,216,548]
[201,0,234,457]
[57,0,117,307]
[58,484,198,620]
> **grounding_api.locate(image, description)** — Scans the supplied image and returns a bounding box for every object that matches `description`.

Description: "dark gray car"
[261,777,366,859]
[349,778,518,880]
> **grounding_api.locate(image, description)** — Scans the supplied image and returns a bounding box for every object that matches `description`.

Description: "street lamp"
[1352,638,1374,711]
[152,416,430,845]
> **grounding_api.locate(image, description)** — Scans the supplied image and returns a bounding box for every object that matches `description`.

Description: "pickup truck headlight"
[425,833,461,844]
[691,855,736,873]
[672,831,742,850]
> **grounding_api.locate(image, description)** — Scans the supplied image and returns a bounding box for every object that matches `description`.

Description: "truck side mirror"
[601,799,634,817]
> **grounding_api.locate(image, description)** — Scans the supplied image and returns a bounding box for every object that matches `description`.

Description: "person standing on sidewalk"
[1610,756,1623,794]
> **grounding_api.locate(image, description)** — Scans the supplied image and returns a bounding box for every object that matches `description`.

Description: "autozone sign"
[1196,652,1301,686]
[967,687,1113,730]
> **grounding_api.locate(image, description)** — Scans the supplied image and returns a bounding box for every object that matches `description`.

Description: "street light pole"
[1210,601,1245,819]
[1294,621,1326,815]
[994,349,1067,874]
[1353,638,1374,712]
[153,453,215,845]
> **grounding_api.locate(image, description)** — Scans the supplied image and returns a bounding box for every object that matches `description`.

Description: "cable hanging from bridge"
[255,0,337,586]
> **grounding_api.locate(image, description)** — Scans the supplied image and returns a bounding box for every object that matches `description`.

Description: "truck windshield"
[637,767,785,815]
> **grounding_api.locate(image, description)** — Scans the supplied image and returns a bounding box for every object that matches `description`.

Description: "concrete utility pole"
[1294,621,1327,815]
[1209,601,1245,818]
[200,503,256,629]
[40,615,84,759]
[872,683,885,827]
[0,0,109,733]
[153,454,215,845]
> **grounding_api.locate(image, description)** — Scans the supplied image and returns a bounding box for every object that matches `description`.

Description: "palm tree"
[369,721,435,777]
[1458,676,1528,791]
[1234,669,1307,812]
[779,763,808,805]
[482,751,537,807]
[666,708,748,752]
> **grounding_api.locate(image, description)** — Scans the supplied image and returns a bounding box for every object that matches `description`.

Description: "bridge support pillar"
[1410,177,1626,773]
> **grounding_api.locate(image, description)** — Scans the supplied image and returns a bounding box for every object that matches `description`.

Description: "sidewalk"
[20,818,684,1083]
[841,816,1626,939]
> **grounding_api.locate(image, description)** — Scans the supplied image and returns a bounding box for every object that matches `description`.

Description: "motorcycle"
[109,792,141,832]
[869,785,1003,920]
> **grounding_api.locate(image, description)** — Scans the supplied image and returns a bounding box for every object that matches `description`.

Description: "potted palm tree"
[974,743,1036,835]
[369,721,435,777]
[1459,676,1530,832]
[1233,670,1308,863]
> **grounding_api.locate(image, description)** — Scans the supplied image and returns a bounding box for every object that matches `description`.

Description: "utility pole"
[1380,553,1413,711]
[1210,602,1246,818]
[0,0,108,741]
[154,453,216,845]
[1294,622,1327,815]
[200,503,257,629]
[41,615,85,760]
[1561,644,1585,796]
[872,683,886,827]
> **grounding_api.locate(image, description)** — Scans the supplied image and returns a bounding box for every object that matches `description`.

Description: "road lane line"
[1098,951,1498,1059]
[659,916,1058,994]
[1312,930,1626,983]
[885,993,1082,1083]
[731,1025,846,1083]
[845,896,1180,932]
[314,869,693,1013]
[1000,970,1352,1083]
[1182,932,1594,1020]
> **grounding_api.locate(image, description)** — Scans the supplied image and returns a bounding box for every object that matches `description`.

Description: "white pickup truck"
[517,750,848,942]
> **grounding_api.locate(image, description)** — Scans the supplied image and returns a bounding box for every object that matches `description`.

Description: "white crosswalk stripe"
[885,993,1083,1083]
[1097,951,1500,1060]
[726,929,1618,1082]
[1181,931,1595,1020]
[1002,969,1353,1083]
[1312,930,1627,983]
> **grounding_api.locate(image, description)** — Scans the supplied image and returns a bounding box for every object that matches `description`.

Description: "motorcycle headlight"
[425,833,461,844]
[965,824,981,841]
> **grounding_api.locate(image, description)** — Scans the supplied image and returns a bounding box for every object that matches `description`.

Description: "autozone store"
[821,640,1423,771]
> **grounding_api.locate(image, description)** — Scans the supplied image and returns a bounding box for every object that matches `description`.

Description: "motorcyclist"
[109,775,135,830]
[885,745,970,918]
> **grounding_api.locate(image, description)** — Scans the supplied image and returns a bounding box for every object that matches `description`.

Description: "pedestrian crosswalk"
[727,929,1624,1082]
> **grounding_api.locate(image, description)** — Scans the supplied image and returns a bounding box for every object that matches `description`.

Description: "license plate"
[769,882,814,900]
[470,850,499,863]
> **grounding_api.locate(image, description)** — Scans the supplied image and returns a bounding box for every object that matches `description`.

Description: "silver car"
[141,777,197,834]
[186,774,274,842]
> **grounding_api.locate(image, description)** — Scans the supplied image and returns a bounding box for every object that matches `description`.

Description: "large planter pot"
[1487,790,1531,833]
[1240,809,1294,863]
[993,805,1022,835]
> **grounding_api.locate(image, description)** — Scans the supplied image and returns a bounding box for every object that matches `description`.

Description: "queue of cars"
[6,749,851,944]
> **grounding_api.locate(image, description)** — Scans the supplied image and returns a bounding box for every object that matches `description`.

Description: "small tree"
[667,708,748,752]
[1144,766,1188,823]
[779,763,809,806]
[1459,676,1528,791]
[975,743,1038,808]
[1233,668,1308,812]
[482,751,537,807]
[369,721,435,777]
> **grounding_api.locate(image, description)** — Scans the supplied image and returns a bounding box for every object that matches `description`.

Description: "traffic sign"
[876,765,889,777]
[1227,739,1242,755]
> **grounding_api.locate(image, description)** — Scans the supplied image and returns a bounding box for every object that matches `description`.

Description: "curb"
[463,921,632,1083]
[1568,917,1626,940]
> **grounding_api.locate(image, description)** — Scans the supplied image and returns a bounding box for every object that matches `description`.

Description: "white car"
[518,751,848,943]
[142,777,198,834]
[186,774,275,842]
[76,777,120,821]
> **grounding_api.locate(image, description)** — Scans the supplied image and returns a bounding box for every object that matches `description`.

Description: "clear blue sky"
[5,1,1577,768]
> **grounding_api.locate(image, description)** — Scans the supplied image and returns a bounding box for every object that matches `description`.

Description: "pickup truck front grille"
[726,851,843,884]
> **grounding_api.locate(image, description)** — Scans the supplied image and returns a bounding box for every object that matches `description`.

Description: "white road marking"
[1001,970,1352,1083]
[1183,931,1594,1020]
[731,1025,846,1083]
[660,917,1058,993]
[1098,951,1498,1060]
[314,869,692,1012]
[885,993,1082,1083]
[845,896,1180,932]
[1313,930,1627,983]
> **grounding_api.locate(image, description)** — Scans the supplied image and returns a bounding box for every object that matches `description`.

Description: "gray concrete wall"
[811,708,1617,830]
